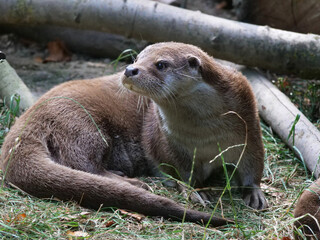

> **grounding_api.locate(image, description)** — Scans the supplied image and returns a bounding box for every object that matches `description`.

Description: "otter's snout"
[124,65,139,77]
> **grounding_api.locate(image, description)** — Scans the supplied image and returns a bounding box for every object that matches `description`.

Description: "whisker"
[175,71,202,81]
[138,95,145,114]
[151,81,177,113]
[162,83,177,113]
[116,84,129,99]
[173,63,189,71]
[137,95,141,111]
[141,96,146,117]
[117,65,127,71]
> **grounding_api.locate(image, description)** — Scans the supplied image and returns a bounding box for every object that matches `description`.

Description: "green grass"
[111,49,138,71]
[0,168,306,239]
[0,125,308,238]
[0,90,315,239]
[276,77,320,123]
[0,95,20,153]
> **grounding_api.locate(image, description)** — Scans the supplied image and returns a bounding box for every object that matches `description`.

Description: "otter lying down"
[1,42,268,226]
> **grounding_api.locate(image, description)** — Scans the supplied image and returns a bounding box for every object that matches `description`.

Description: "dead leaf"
[119,209,145,222]
[60,215,78,221]
[105,220,116,227]
[216,1,227,9]
[303,97,311,106]
[34,56,44,63]
[280,77,290,88]
[79,211,91,216]
[4,215,10,222]
[66,230,89,238]
[16,213,26,221]
[60,211,91,221]
[4,213,27,223]
[44,40,71,63]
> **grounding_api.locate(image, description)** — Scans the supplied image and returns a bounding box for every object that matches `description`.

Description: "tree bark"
[0,59,35,111]
[0,0,319,79]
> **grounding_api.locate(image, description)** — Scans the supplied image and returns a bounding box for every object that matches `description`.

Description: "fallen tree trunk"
[240,67,320,178]
[217,59,320,176]
[0,0,319,79]
[0,58,35,111]
[0,25,148,59]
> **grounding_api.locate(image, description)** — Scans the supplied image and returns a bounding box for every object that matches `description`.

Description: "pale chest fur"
[157,83,244,181]
[167,124,244,181]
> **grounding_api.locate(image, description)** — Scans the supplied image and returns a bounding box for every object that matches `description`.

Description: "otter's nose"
[124,66,139,77]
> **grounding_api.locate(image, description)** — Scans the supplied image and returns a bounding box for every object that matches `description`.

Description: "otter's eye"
[155,61,167,70]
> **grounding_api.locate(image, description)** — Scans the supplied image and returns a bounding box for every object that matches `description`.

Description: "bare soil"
[0,34,122,99]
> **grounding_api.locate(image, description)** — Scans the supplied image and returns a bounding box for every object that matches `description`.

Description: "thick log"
[0,59,35,111]
[0,0,319,79]
[240,67,320,177]
[217,59,320,176]
[0,24,148,59]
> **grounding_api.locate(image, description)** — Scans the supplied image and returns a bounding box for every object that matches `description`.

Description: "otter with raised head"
[1,42,266,226]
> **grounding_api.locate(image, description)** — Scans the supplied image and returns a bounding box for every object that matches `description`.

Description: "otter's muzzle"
[124,65,139,77]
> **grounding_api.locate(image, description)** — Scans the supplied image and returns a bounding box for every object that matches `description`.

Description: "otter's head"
[121,42,219,103]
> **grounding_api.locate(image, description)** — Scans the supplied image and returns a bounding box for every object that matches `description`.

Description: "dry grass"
[0,122,310,239]
[0,85,316,240]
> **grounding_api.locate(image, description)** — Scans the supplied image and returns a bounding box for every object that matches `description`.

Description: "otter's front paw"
[243,186,268,210]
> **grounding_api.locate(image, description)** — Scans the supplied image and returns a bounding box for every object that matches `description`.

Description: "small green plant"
[294,82,320,123]
[276,77,320,122]
[287,114,300,146]
[0,94,20,148]
[111,49,138,70]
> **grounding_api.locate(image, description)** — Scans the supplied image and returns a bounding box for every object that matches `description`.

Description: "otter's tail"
[1,144,231,227]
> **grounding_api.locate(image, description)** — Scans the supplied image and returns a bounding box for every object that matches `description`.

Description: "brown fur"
[294,178,320,239]
[1,42,265,226]
[123,42,267,209]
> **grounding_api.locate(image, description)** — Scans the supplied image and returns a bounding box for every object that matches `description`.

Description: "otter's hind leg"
[49,130,149,189]
[47,130,109,175]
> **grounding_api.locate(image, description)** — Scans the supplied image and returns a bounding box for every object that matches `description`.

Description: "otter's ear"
[187,55,201,69]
